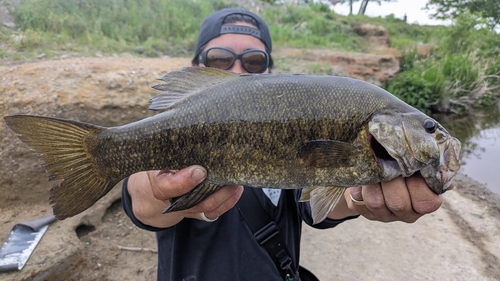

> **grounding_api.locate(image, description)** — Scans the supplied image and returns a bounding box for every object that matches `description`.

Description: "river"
[434,102,500,195]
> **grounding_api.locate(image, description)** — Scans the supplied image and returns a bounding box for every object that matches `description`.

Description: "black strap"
[236,187,297,281]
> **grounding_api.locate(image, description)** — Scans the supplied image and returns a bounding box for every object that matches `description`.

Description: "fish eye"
[423,119,436,133]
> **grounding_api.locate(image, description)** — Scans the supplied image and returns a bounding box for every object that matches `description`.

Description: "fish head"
[369,110,461,194]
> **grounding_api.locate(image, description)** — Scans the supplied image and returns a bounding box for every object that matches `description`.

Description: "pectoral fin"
[299,140,360,168]
[309,186,346,224]
[163,181,224,213]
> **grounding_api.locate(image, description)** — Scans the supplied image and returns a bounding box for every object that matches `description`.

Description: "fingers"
[347,174,444,223]
[406,173,443,215]
[348,183,399,222]
[377,177,418,223]
[145,165,244,222]
[147,165,207,201]
[187,185,244,221]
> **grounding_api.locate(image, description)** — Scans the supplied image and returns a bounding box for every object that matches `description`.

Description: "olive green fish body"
[94,72,406,183]
[4,67,461,223]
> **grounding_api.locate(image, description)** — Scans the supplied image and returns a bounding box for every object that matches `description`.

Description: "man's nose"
[229,59,246,73]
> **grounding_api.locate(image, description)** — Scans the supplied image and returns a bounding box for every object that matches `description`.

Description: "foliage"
[261,3,367,51]
[383,6,500,114]
[388,50,499,114]
[10,0,233,57]
[387,70,441,114]
[341,13,444,50]
[425,0,500,30]
[439,12,500,57]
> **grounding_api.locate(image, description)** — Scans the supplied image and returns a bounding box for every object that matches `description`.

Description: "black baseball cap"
[192,8,273,65]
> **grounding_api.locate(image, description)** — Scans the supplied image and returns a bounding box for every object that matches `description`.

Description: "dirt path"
[301,173,500,280]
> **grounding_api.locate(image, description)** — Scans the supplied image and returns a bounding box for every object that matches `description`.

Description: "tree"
[335,0,396,15]
[337,0,360,15]
[357,0,397,15]
[425,0,500,30]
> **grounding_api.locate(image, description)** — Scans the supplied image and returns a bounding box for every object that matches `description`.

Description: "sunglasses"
[199,47,269,73]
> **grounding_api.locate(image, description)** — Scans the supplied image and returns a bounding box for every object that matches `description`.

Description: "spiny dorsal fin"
[150,67,241,111]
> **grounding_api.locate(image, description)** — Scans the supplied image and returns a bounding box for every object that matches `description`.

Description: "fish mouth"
[370,133,462,194]
[369,134,403,180]
[420,137,461,194]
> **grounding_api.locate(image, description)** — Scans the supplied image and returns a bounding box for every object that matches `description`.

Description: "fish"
[3,67,462,224]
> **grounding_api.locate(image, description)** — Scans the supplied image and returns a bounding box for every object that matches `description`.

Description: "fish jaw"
[368,112,430,180]
[420,137,461,194]
[369,134,404,181]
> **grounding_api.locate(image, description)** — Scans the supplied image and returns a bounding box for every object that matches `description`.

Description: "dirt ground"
[0,3,499,278]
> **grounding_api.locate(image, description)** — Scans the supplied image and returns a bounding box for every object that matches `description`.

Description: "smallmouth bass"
[4,67,461,223]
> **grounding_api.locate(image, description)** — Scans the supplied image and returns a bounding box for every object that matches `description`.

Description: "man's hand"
[346,173,449,223]
[128,165,243,228]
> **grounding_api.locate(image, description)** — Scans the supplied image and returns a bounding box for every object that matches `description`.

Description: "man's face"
[199,22,269,74]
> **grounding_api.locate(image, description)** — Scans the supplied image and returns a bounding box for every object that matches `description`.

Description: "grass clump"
[385,13,500,114]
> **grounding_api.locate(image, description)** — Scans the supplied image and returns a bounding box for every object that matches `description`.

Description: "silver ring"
[350,193,365,206]
[200,212,218,222]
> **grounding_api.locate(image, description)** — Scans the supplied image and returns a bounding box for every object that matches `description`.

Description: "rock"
[353,23,391,48]
[274,48,400,86]
[0,183,124,281]
[2,22,16,29]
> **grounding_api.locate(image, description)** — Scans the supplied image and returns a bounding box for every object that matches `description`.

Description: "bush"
[387,50,500,113]
[386,70,442,114]
[386,12,500,114]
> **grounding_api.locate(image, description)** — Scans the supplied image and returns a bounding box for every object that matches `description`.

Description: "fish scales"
[93,75,391,185]
[3,67,461,222]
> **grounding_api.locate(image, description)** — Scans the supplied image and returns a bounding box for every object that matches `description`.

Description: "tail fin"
[4,115,114,220]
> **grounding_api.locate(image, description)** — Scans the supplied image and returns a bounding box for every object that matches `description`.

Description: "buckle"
[254,221,280,246]
[277,249,295,280]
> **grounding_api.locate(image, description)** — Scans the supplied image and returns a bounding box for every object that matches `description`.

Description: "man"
[123,8,446,280]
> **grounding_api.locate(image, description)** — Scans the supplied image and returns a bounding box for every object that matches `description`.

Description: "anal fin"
[309,187,346,224]
[163,181,224,213]
[299,187,314,202]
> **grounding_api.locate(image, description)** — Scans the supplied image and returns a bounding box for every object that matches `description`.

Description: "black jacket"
[122,178,355,281]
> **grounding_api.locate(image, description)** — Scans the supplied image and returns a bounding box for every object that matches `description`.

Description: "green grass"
[6,0,233,58]
[2,0,372,59]
[262,4,368,51]
[1,0,499,113]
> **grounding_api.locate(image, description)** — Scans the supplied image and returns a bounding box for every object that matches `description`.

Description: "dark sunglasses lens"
[205,49,234,70]
[242,51,267,73]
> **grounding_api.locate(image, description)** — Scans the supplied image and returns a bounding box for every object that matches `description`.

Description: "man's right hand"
[127,165,244,228]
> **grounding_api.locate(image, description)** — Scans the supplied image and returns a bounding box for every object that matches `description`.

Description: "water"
[459,127,500,194]
[434,102,500,195]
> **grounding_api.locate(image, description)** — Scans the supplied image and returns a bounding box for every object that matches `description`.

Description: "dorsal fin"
[149,67,241,111]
